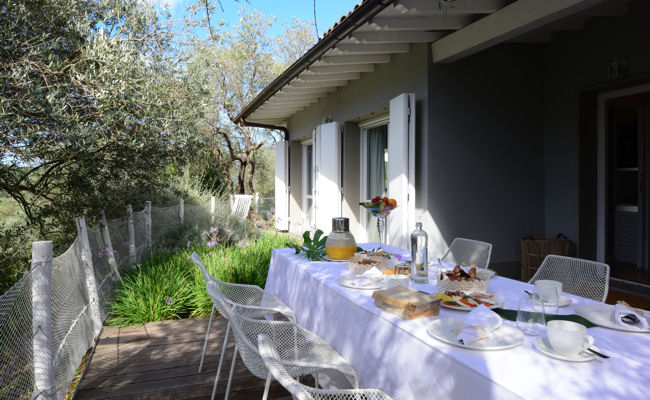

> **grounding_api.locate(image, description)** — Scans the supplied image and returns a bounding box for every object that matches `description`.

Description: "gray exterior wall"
[427,44,546,276]
[280,1,650,279]
[286,43,430,238]
[543,0,650,258]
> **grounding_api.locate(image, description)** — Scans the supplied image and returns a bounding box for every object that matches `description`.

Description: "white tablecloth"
[265,244,650,400]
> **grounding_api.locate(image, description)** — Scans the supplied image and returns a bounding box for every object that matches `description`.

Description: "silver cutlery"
[586,347,610,359]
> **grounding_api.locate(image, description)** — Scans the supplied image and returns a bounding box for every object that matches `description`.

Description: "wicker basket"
[520,235,572,282]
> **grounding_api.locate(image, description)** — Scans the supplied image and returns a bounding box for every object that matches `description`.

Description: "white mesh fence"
[0,198,234,399]
[0,270,34,400]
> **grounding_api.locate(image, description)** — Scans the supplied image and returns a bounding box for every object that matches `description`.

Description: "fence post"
[145,201,152,251]
[75,218,103,338]
[31,241,56,400]
[179,198,184,223]
[126,205,137,265]
[254,192,259,214]
[210,196,215,224]
[99,210,121,281]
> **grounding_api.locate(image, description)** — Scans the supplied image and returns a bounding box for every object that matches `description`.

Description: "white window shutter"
[274,140,290,231]
[313,121,341,234]
[387,93,416,249]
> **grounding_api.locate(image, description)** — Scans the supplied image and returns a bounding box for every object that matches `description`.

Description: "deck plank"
[75,317,301,399]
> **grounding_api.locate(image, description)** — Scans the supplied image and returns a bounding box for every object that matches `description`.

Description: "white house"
[235,0,650,296]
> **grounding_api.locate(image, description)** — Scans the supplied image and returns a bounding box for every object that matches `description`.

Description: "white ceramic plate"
[440,297,504,311]
[337,275,386,290]
[534,336,598,362]
[574,304,650,332]
[426,317,524,350]
[323,255,350,263]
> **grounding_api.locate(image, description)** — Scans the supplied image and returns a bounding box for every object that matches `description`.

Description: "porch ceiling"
[238,0,635,127]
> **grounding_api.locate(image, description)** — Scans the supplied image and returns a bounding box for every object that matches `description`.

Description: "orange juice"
[325,245,357,260]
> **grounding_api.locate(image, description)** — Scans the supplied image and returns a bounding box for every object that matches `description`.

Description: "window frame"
[301,138,314,231]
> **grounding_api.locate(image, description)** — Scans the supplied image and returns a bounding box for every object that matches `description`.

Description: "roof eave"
[233,0,395,125]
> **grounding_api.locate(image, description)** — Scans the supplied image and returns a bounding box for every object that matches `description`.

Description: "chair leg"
[262,372,272,400]
[210,321,231,400]
[199,305,216,372]
[223,343,238,400]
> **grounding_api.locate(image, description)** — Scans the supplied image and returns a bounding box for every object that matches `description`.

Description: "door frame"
[597,83,650,262]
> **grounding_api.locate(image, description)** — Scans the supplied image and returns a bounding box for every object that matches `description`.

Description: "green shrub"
[107,232,296,326]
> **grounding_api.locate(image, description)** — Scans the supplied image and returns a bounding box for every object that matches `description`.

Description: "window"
[302,141,314,230]
[360,120,389,241]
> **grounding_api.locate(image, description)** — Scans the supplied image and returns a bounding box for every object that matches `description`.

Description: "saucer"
[543,296,572,308]
[534,336,598,362]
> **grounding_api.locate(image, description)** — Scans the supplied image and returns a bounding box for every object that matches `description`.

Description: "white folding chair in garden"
[225,304,359,400]
[230,194,253,219]
[257,334,394,400]
[440,237,493,269]
[190,252,295,400]
[528,254,610,302]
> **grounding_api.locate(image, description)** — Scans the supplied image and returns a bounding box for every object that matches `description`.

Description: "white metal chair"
[528,254,610,302]
[227,305,359,400]
[257,334,393,400]
[190,252,296,400]
[440,237,493,269]
[230,194,253,219]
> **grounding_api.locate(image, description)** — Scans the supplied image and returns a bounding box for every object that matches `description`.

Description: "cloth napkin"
[457,304,502,345]
[349,267,383,288]
[613,302,649,330]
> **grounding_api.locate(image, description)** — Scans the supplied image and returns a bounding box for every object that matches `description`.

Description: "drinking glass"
[516,294,546,336]
[537,285,560,315]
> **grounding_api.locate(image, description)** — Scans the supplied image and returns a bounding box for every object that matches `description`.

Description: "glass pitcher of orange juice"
[325,218,356,260]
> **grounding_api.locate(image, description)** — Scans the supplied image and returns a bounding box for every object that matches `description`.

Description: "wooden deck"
[75,318,295,399]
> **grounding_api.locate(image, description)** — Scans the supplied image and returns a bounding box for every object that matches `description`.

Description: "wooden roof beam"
[431,0,608,63]
[370,15,472,30]
[394,0,508,14]
[315,54,392,65]
[307,64,376,74]
[333,43,410,55]
[349,30,444,44]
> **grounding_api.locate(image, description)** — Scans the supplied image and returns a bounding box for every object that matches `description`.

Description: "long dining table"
[264,243,650,400]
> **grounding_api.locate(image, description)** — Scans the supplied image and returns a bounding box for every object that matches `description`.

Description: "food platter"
[438,294,504,311]
[427,318,524,350]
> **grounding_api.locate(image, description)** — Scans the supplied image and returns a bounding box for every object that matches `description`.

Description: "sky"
[152,0,358,39]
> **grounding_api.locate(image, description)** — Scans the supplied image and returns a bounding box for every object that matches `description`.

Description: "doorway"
[604,91,650,283]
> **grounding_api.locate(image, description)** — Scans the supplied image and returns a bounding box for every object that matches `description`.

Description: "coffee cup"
[535,280,562,303]
[547,320,594,356]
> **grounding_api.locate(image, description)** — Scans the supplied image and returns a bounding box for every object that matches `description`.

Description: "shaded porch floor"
[75,318,294,399]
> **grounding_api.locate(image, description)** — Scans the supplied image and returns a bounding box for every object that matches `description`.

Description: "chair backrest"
[441,238,492,269]
[190,252,231,318]
[227,306,311,380]
[230,194,253,219]
[257,335,394,400]
[528,255,610,302]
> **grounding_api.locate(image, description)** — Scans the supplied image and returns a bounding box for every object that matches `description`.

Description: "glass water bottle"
[410,222,428,283]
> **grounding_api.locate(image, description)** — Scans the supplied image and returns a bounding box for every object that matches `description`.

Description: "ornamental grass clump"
[107,232,296,326]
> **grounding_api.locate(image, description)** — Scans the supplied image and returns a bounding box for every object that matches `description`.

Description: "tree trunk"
[237,160,247,194]
[248,158,256,194]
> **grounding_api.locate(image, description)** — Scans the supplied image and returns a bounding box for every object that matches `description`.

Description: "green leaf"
[313,229,323,243]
